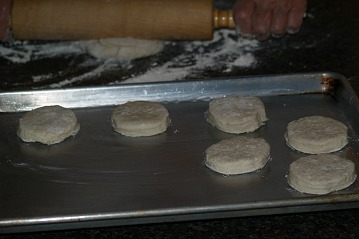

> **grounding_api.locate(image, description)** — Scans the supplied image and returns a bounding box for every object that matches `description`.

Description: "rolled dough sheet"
[79,38,164,61]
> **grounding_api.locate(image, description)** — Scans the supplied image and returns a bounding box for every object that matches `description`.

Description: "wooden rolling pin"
[0,0,235,42]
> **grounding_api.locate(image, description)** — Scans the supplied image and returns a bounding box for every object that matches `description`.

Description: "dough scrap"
[18,105,80,145]
[111,101,171,137]
[205,136,270,175]
[207,96,267,134]
[79,38,164,61]
[287,154,357,195]
[285,116,348,154]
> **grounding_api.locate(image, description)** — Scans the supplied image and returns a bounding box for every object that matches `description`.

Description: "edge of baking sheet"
[1,193,359,233]
[0,72,343,113]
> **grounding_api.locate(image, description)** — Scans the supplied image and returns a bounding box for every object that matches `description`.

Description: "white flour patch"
[0,30,259,88]
[32,73,54,83]
[233,53,256,67]
[48,60,119,88]
[0,41,82,64]
[120,30,259,84]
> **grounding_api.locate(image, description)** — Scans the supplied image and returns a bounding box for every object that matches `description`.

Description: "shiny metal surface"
[0,72,329,112]
[0,72,359,233]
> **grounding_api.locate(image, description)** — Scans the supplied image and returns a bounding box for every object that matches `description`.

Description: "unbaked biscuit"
[205,136,270,175]
[207,96,267,134]
[18,105,80,145]
[285,116,348,154]
[111,101,170,137]
[287,154,357,195]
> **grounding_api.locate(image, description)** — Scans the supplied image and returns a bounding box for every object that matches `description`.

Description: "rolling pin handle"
[213,9,235,29]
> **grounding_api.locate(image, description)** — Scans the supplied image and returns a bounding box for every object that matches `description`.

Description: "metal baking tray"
[1,72,359,233]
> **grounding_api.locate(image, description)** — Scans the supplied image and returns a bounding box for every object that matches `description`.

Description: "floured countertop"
[0,30,260,90]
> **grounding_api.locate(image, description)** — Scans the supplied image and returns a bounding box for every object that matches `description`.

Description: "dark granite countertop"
[0,209,359,239]
[1,0,359,238]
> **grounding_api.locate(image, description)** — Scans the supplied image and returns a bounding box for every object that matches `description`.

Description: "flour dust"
[0,30,259,88]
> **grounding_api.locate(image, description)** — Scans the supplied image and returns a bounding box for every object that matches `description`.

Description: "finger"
[270,7,289,38]
[287,0,307,34]
[233,0,256,37]
[252,4,272,40]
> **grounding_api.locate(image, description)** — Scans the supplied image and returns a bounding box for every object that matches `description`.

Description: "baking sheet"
[1,72,359,233]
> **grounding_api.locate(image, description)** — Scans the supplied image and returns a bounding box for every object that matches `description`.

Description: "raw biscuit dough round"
[207,96,267,134]
[205,136,270,175]
[18,105,80,145]
[287,154,357,195]
[79,38,164,61]
[111,101,170,137]
[285,116,348,154]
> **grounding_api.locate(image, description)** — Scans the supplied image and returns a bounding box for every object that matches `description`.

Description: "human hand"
[233,0,307,40]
